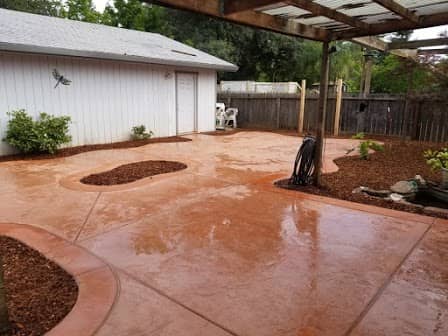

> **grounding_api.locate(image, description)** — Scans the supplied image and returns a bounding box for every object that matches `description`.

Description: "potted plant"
[424,148,448,189]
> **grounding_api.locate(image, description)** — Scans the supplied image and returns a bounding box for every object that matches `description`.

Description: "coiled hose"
[290,135,316,185]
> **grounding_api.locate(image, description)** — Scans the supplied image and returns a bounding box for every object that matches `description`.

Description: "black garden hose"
[290,135,316,185]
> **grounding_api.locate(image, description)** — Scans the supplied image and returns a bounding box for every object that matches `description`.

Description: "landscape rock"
[414,175,426,186]
[390,180,418,194]
[352,187,363,194]
[389,193,404,202]
[362,188,391,198]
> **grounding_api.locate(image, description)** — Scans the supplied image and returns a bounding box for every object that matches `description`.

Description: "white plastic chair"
[224,108,238,128]
[216,103,226,115]
[216,103,226,129]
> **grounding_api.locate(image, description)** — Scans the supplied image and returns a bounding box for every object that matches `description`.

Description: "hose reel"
[290,135,316,186]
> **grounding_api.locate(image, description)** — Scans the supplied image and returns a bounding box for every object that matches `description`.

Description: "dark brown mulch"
[80,160,187,186]
[0,136,191,163]
[0,236,78,336]
[276,138,448,219]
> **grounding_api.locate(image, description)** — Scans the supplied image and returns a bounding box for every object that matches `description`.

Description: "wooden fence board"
[217,93,448,142]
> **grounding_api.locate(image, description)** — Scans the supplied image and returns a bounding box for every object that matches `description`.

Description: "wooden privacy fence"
[217,92,448,143]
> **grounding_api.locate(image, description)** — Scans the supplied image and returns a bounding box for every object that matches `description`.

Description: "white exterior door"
[176,72,197,134]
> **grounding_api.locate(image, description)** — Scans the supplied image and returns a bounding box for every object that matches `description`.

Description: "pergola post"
[314,41,330,186]
[403,65,415,139]
[298,79,306,134]
[363,55,373,97]
[333,78,343,136]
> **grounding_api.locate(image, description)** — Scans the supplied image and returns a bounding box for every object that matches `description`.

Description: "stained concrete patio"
[0,131,446,335]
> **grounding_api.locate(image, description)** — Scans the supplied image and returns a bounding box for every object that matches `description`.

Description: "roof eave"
[0,42,238,72]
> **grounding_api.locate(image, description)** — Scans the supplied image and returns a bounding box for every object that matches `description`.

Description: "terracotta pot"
[442,168,448,190]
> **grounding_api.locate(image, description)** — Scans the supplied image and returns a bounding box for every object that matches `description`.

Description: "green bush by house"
[3,109,71,154]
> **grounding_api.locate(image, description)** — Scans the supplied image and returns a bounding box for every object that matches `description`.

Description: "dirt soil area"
[0,136,191,163]
[0,236,78,336]
[277,138,448,219]
[80,160,187,185]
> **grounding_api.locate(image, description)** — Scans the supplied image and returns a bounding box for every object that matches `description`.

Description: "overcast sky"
[92,0,447,41]
[93,0,109,11]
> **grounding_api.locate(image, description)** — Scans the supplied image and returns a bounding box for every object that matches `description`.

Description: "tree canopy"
[0,0,445,94]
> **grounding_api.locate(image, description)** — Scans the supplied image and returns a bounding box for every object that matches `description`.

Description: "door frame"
[175,71,198,135]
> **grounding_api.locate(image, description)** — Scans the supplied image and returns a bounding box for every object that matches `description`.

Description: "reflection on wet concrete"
[0,131,444,336]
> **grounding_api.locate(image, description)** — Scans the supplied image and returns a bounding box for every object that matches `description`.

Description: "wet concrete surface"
[0,131,446,335]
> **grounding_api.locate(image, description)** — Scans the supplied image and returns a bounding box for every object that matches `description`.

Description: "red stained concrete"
[0,131,446,335]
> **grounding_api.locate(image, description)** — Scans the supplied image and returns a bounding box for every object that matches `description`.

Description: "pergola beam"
[332,12,448,40]
[225,0,371,31]
[388,37,448,50]
[372,0,419,23]
[149,0,329,41]
[352,36,418,58]
[224,0,278,15]
[285,0,370,31]
[418,48,448,55]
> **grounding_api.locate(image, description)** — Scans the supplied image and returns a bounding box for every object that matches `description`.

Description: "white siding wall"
[197,70,216,132]
[0,51,217,155]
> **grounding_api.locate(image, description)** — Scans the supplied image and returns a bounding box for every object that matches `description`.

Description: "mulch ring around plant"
[80,160,187,186]
[0,136,191,163]
[0,236,78,336]
[275,138,448,219]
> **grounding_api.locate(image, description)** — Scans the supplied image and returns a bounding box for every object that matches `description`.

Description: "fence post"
[333,78,343,136]
[276,97,281,129]
[411,100,421,140]
[314,41,330,186]
[298,79,306,134]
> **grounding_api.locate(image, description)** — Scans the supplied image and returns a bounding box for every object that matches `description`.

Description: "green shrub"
[359,140,384,160]
[131,125,153,140]
[359,141,369,160]
[3,109,71,154]
[352,132,365,139]
[424,148,448,171]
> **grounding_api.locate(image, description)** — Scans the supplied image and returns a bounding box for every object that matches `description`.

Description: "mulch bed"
[0,136,191,163]
[276,138,448,219]
[0,236,78,336]
[80,160,187,185]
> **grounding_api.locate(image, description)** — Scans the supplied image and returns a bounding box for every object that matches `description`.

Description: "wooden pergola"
[147,0,448,185]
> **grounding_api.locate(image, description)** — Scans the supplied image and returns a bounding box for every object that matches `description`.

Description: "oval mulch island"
[0,236,78,336]
[80,160,187,186]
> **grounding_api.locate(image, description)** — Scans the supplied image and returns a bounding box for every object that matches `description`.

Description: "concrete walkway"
[0,131,446,335]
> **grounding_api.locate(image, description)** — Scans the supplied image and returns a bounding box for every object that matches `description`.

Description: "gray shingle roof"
[0,8,238,72]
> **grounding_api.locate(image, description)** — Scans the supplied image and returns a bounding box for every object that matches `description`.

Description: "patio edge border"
[0,223,118,336]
